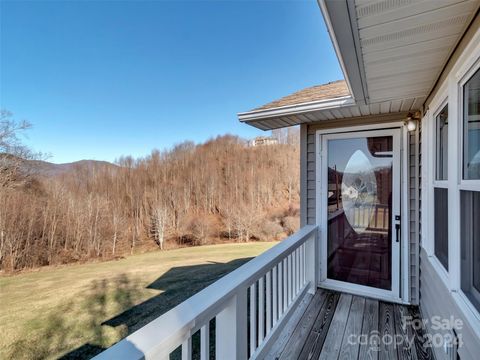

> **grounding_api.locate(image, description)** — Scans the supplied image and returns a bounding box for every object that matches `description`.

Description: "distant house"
[97,2,480,360]
[249,136,278,147]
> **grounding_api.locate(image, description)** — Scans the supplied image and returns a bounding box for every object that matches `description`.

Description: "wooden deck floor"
[265,289,434,360]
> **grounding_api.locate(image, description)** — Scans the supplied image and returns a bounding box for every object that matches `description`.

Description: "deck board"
[268,289,434,360]
[379,302,397,360]
[318,293,352,360]
[358,298,379,360]
[278,290,327,359]
[339,296,366,359]
[394,304,418,360]
[298,292,339,360]
[263,293,313,360]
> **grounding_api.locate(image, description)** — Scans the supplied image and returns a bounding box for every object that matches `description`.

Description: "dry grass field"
[0,242,276,359]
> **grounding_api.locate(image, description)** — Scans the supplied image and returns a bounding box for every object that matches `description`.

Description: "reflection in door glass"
[327,136,393,290]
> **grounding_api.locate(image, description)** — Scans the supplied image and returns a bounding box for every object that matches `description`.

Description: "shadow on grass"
[7,257,252,360]
[103,258,251,333]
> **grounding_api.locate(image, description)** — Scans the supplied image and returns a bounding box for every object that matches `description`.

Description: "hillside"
[0,134,300,271]
[28,159,118,177]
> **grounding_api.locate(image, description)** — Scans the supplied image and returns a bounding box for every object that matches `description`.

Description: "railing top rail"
[94,225,318,360]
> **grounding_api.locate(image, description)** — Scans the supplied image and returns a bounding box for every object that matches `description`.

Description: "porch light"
[405,113,418,131]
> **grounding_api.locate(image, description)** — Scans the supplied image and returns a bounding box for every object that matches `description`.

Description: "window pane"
[461,191,480,312]
[463,68,480,180]
[436,105,448,180]
[434,188,449,270]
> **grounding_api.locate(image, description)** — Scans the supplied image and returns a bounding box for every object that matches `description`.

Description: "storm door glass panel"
[327,136,393,290]
[464,68,480,180]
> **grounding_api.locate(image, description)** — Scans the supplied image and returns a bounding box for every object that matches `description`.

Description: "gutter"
[237,95,355,122]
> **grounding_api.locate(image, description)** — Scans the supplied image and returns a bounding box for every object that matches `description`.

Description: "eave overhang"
[238,96,354,123]
[318,0,368,104]
[238,0,479,131]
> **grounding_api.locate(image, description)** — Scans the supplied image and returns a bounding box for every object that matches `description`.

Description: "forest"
[0,110,300,271]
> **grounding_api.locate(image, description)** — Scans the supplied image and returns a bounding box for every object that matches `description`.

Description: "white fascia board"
[317,0,355,100]
[318,0,368,104]
[237,95,355,122]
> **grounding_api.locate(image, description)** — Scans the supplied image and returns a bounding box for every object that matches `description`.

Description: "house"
[249,136,279,147]
[95,1,480,359]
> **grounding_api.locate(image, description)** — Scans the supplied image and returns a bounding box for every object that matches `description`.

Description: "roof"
[238,0,479,130]
[253,80,350,111]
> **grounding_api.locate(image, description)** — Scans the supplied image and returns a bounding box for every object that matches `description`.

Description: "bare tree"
[0,133,301,271]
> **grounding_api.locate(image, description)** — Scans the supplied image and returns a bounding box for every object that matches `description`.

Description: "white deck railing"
[94,225,318,360]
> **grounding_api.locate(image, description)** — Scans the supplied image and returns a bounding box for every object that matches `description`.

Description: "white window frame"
[424,91,450,286]
[422,28,480,330]
[455,57,480,321]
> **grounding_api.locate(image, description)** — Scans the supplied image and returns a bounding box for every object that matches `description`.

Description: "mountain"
[27,159,118,177]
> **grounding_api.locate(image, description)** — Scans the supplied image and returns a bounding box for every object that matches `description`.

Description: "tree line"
[0,111,300,271]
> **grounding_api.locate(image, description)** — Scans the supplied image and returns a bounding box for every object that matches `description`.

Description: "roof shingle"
[253,80,350,111]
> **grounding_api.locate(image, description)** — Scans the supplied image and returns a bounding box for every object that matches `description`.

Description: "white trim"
[317,0,356,100]
[237,96,354,122]
[401,126,410,302]
[423,88,451,274]
[315,121,404,135]
[455,291,480,327]
[459,182,480,192]
[315,125,408,303]
[320,279,409,305]
[427,254,450,290]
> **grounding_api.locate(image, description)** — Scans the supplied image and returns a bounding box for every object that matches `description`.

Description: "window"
[433,103,449,271]
[460,68,480,313]
[434,188,449,270]
[463,68,480,180]
[461,191,480,312]
[436,105,448,180]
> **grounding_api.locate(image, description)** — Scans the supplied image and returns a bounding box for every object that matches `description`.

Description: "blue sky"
[0,0,343,164]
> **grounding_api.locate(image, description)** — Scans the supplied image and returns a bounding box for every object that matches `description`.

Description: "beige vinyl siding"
[420,249,480,360]
[300,113,420,304]
[409,129,420,305]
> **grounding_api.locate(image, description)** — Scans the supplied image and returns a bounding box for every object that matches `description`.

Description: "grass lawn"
[0,241,276,359]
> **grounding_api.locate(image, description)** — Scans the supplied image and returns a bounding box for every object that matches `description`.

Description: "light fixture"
[405,113,418,131]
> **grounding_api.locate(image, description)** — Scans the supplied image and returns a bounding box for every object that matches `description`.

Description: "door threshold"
[318,281,409,305]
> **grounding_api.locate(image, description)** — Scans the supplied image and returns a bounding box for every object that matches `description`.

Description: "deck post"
[305,230,318,294]
[216,289,248,360]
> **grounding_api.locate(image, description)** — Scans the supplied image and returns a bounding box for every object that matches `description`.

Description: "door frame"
[315,122,410,304]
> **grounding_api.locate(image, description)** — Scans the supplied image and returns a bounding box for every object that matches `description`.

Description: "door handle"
[395,223,401,243]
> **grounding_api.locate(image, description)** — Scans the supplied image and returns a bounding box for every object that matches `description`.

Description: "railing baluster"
[258,276,265,344]
[200,324,209,360]
[182,337,191,360]
[283,258,288,312]
[288,254,292,304]
[272,265,278,325]
[297,248,301,291]
[249,283,257,357]
[293,250,297,296]
[266,270,272,334]
[301,243,305,286]
[294,249,298,294]
[297,248,300,292]
[278,261,283,316]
